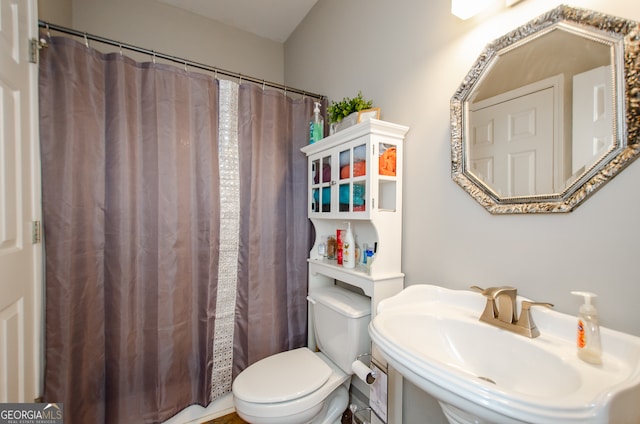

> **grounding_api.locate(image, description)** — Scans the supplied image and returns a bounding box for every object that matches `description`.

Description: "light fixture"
[451,0,495,20]
[451,0,524,20]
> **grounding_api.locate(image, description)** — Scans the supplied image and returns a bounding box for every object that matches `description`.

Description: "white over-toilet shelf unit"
[301,118,408,424]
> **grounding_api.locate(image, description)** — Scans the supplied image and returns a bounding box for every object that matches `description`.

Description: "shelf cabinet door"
[308,137,371,218]
[338,140,368,214]
[310,153,333,214]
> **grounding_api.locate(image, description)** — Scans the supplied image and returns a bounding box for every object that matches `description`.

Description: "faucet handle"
[470,285,517,298]
[470,285,498,320]
[518,301,554,338]
[521,301,554,310]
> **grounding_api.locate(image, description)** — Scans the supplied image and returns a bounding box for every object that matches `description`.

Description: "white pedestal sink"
[369,284,640,424]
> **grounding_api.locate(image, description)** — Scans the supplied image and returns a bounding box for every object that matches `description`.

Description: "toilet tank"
[308,285,371,374]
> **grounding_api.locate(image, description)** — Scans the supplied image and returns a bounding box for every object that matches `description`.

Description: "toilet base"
[235,384,349,424]
[313,385,348,424]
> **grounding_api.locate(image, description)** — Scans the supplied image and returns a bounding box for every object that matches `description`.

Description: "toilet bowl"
[232,285,372,424]
[232,348,349,424]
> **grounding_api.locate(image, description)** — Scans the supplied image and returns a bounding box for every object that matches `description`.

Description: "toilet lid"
[233,347,332,403]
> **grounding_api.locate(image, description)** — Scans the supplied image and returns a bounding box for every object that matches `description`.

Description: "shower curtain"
[39,36,316,424]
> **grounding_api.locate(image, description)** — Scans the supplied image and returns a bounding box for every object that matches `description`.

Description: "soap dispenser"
[342,222,355,269]
[571,291,602,365]
[309,101,324,144]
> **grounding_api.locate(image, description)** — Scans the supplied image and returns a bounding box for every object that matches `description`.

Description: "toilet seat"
[233,347,332,403]
[232,348,349,421]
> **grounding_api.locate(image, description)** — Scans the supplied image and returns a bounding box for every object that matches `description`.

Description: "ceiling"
[155,0,318,43]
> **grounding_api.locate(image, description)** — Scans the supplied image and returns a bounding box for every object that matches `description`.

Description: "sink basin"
[369,284,640,424]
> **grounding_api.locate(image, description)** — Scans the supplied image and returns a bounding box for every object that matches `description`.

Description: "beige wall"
[38,0,285,84]
[287,0,640,336]
[38,0,72,27]
[286,1,640,421]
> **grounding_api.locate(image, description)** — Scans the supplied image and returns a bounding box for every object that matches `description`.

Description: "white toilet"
[232,285,371,424]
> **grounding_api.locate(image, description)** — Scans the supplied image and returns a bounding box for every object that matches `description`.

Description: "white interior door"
[470,86,555,197]
[572,65,613,175]
[0,0,42,403]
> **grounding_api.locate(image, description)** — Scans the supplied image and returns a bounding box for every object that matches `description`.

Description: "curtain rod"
[38,20,326,100]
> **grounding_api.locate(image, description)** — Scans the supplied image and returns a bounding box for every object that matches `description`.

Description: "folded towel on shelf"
[379,147,396,176]
[341,184,365,206]
[313,185,366,206]
[314,164,331,184]
[340,161,366,179]
[313,187,331,205]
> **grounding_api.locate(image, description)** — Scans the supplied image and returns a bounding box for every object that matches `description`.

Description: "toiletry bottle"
[343,222,355,269]
[336,229,344,265]
[571,291,602,364]
[362,243,374,265]
[327,235,337,260]
[317,236,326,258]
[309,101,324,144]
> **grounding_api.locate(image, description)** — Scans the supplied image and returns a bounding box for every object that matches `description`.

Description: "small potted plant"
[327,91,375,134]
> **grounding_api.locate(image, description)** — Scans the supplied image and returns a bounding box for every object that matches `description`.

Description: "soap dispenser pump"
[571,291,602,365]
[309,101,324,144]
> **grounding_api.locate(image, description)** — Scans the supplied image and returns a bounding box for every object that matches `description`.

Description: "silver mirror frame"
[451,5,640,214]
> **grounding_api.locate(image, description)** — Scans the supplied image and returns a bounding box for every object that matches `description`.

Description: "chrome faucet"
[470,286,553,338]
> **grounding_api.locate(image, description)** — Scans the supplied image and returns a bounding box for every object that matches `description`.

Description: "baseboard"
[162,393,236,424]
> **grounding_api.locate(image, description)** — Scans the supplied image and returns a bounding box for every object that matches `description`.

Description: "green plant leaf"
[327,91,374,123]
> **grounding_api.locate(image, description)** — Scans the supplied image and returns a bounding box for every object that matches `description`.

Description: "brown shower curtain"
[39,36,315,424]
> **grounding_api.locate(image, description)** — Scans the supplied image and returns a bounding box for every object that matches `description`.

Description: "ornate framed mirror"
[451,5,640,213]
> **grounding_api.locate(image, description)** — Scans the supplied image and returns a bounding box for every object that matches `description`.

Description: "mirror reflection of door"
[469,76,562,197]
[572,65,613,179]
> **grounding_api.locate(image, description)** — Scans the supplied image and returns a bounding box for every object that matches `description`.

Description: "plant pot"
[330,111,358,135]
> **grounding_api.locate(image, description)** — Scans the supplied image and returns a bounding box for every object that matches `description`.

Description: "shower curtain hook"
[184,61,188,72]
[83,32,89,48]
[262,80,266,91]
[238,73,243,85]
[214,69,218,80]
[151,50,156,64]
[45,23,51,38]
[119,43,123,56]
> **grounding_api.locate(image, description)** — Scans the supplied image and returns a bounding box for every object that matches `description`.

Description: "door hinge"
[32,221,42,244]
[29,37,47,64]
